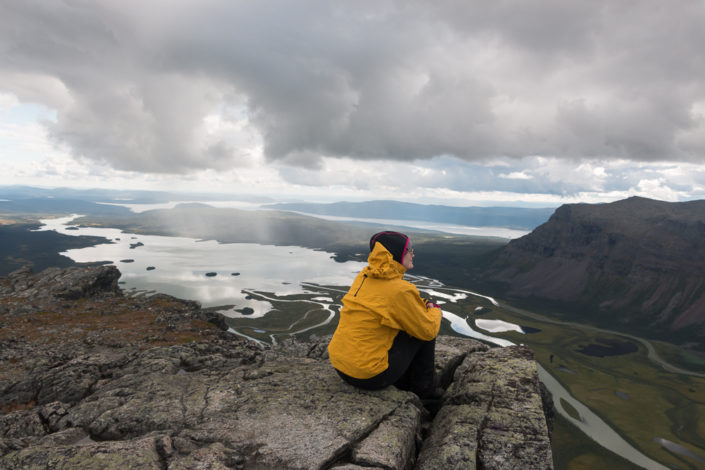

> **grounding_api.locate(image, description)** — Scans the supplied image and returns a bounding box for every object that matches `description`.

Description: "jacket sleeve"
[380,282,441,340]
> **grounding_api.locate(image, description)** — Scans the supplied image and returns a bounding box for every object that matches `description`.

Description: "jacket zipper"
[354,274,368,296]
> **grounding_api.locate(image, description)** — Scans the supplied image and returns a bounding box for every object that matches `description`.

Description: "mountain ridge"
[480,196,705,343]
[265,200,554,230]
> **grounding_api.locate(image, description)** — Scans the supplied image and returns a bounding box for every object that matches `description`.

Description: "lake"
[36,215,367,315]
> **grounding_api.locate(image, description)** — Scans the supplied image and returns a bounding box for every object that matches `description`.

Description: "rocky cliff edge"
[0,265,553,469]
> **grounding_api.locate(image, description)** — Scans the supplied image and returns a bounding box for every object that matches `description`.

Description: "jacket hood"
[364,242,406,280]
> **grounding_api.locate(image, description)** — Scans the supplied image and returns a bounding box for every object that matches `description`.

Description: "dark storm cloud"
[1,0,704,174]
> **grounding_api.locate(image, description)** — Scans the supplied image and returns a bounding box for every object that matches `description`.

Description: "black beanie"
[369,231,409,264]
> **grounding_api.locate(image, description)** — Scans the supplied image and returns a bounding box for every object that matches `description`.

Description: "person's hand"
[425,300,440,309]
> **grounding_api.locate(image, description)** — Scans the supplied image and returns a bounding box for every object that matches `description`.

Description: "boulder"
[0,265,120,302]
[417,346,553,469]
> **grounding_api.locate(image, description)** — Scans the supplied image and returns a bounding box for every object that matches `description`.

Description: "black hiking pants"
[335,331,436,398]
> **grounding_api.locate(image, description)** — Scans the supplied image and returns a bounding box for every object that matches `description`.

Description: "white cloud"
[631,179,685,202]
[0,93,20,110]
[499,171,532,180]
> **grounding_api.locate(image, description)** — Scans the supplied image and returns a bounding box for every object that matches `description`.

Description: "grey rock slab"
[197,361,419,469]
[415,404,481,470]
[0,401,71,442]
[331,465,385,470]
[34,340,425,469]
[434,336,489,388]
[0,265,121,301]
[1,435,166,470]
[166,441,240,469]
[0,408,46,439]
[352,401,421,469]
[418,345,553,470]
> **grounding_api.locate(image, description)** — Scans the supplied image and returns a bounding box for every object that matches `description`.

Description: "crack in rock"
[351,401,422,470]
[324,402,417,470]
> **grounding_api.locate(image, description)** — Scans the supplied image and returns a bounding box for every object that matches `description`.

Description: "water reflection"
[653,437,705,464]
[415,285,515,347]
[36,215,367,309]
[441,309,515,347]
[475,318,524,334]
[217,299,274,319]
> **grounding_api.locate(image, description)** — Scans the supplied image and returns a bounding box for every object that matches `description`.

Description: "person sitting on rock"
[328,231,442,398]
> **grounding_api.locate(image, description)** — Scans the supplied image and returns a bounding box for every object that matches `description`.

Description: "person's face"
[402,245,414,270]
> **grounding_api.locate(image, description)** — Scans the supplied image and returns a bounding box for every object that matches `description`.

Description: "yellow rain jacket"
[328,242,442,379]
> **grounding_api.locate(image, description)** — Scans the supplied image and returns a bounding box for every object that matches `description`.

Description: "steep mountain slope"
[483,197,705,340]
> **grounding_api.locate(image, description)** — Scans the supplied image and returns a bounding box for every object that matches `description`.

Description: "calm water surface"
[37,216,366,315]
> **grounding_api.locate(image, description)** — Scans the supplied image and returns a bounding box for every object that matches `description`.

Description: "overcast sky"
[2,0,705,206]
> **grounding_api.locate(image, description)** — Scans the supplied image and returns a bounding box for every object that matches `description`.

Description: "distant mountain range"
[0,185,274,205]
[0,198,133,217]
[264,200,555,230]
[74,204,495,264]
[1,186,553,232]
[76,204,375,253]
[479,196,705,343]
